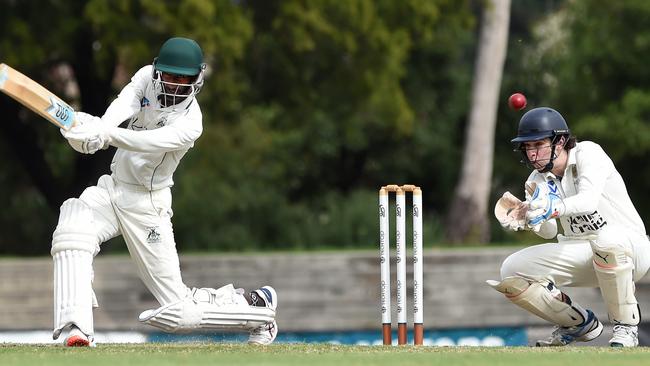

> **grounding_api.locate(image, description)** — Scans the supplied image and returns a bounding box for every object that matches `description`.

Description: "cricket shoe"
[64,325,95,347]
[610,324,638,347]
[536,310,603,346]
[248,286,278,345]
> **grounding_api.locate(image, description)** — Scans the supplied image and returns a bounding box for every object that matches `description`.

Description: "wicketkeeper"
[490,107,650,347]
[52,37,278,347]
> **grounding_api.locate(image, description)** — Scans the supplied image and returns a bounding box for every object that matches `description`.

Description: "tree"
[0,0,477,254]
[446,0,511,244]
[530,0,650,223]
[172,0,476,250]
[0,0,253,254]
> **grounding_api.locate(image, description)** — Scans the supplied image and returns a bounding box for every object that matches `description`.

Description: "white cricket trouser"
[80,174,190,304]
[500,227,650,287]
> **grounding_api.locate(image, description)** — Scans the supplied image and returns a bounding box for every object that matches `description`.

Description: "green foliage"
[516,0,650,149]
[512,0,650,225]
[0,143,55,254]
[0,0,559,254]
[172,104,444,251]
[6,1,650,253]
[168,0,475,251]
[574,90,650,158]
[491,0,650,242]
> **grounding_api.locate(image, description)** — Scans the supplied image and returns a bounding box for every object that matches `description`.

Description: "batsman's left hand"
[526,185,565,226]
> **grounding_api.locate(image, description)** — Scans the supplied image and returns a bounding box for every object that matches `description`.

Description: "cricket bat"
[0,63,76,130]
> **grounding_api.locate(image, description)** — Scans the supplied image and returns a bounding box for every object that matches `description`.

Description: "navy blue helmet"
[512,107,572,173]
[511,107,570,143]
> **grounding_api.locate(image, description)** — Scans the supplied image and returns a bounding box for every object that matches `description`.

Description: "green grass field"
[1,344,649,366]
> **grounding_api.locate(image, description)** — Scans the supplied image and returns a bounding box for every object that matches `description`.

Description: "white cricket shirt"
[100,65,203,191]
[525,141,646,238]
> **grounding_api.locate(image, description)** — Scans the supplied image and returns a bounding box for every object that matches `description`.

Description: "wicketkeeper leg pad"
[51,199,99,340]
[487,275,587,327]
[590,240,640,325]
[138,284,275,333]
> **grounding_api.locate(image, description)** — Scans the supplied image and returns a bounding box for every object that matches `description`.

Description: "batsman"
[490,107,650,347]
[51,37,278,347]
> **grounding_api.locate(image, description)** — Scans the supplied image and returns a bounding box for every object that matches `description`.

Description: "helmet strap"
[518,135,567,173]
[538,135,567,173]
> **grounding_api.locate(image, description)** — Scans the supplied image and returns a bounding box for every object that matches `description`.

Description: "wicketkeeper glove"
[526,184,565,226]
[494,191,528,231]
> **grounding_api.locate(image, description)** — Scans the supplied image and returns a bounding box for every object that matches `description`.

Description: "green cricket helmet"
[152,37,207,108]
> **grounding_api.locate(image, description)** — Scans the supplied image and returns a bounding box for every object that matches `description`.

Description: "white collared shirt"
[524,141,646,238]
[100,65,203,191]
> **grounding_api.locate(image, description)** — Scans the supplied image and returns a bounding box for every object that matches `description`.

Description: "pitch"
[1,344,649,366]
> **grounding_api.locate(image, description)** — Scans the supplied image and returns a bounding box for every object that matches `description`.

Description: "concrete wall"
[2,247,650,332]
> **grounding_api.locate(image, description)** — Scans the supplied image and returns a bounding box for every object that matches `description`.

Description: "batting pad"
[591,242,640,325]
[51,199,99,256]
[138,298,275,333]
[51,199,98,339]
[487,276,587,327]
[52,250,94,339]
[139,284,275,332]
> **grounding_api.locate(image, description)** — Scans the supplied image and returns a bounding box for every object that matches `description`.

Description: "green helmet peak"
[154,37,204,76]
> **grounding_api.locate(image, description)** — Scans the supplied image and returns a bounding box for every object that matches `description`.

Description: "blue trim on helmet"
[260,288,273,304]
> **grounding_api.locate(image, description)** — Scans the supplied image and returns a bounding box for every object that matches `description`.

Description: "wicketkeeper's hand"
[61,112,111,154]
[494,191,528,231]
[526,184,565,226]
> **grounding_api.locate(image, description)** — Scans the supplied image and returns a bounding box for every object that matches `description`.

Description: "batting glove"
[61,112,111,154]
[526,184,565,226]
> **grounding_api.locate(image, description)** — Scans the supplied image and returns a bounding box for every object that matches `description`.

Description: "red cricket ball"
[508,93,527,111]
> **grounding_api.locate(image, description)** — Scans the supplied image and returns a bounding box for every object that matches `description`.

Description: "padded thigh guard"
[139,284,275,333]
[51,199,99,339]
[590,241,640,325]
[487,276,586,327]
